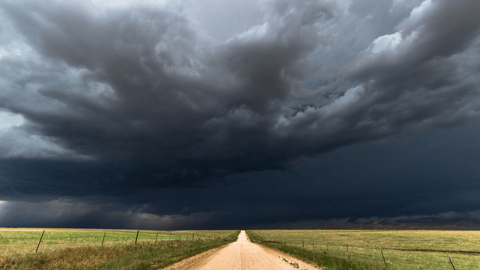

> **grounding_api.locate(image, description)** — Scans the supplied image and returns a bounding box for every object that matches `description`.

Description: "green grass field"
[0,228,234,257]
[0,228,239,269]
[247,230,480,270]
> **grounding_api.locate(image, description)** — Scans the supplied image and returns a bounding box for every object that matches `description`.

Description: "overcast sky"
[0,0,480,230]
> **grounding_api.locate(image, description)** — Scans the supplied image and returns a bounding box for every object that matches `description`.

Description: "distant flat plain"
[0,227,234,257]
[250,229,480,270]
[2,228,479,269]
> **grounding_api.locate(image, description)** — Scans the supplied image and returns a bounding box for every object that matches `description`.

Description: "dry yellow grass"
[0,227,232,258]
[0,228,240,269]
[250,230,480,269]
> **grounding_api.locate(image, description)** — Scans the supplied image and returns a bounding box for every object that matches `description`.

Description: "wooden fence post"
[381,249,387,268]
[35,230,45,254]
[170,232,171,239]
[101,231,106,246]
[303,240,304,248]
[135,230,139,244]
[347,245,350,259]
[155,231,158,243]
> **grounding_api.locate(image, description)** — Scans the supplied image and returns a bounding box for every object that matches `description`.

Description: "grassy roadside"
[0,230,241,269]
[245,230,385,270]
[247,229,479,269]
[0,229,236,256]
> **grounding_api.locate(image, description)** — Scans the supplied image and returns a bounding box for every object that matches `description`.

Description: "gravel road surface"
[162,230,323,270]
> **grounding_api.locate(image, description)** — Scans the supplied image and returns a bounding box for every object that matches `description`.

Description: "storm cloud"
[0,0,479,230]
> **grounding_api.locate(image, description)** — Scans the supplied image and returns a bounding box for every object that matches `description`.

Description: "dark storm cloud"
[0,0,479,229]
[0,0,336,189]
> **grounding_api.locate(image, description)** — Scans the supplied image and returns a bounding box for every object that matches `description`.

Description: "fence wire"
[0,230,230,257]
[250,232,479,270]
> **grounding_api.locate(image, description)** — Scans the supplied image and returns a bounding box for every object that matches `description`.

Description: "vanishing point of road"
[163,230,323,270]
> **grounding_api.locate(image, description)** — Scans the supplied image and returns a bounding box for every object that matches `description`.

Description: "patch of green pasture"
[251,230,480,251]
[96,230,241,270]
[0,229,237,257]
[177,230,237,238]
[250,230,480,270]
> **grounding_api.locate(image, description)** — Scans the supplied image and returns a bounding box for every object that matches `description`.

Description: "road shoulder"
[160,243,232,270]
[255,242,325,270]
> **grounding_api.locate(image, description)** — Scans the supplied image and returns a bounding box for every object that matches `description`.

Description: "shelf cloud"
[0,0,479,229]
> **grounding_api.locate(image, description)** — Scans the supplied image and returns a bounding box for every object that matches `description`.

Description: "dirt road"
[163,230,322,270]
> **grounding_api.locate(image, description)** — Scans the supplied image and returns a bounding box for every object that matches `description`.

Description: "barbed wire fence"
[0,229,231,257]
[249,231,475,269]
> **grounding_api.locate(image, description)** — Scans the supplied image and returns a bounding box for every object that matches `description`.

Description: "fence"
[0,229,232,257]
[250,232,477,269]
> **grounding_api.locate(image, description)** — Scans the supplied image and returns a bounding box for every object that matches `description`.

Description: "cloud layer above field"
[0,0,480,229]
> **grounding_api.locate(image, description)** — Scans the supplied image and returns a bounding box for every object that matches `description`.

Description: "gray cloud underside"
[0,0,479,219]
